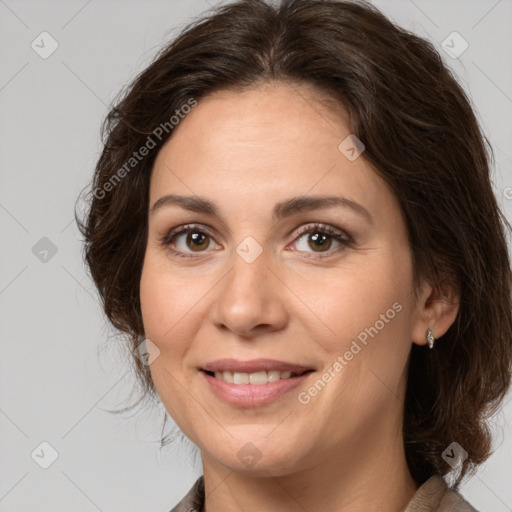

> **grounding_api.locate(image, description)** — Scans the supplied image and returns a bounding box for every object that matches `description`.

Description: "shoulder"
[438,486,480,512]
[405,475,480,512]
[168,476,204,512]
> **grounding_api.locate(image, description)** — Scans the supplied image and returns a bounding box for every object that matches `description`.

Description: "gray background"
[1,0,511,510]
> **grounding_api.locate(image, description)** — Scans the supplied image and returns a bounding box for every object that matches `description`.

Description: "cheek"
[139,255,200,341]
[290,256,410,354]
[139,261,196,425]
[140,266,174,340]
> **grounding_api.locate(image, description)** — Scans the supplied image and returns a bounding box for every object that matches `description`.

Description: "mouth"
[199,359,315,406]
[200,358,315,385]
[201,368,313,385]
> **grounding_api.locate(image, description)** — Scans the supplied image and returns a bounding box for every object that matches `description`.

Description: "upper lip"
[201,358,314,374]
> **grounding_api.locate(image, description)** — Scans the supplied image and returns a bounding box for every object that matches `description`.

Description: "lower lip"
[201,370,313,407]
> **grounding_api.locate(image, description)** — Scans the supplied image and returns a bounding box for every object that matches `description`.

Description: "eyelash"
[160,222,353,260]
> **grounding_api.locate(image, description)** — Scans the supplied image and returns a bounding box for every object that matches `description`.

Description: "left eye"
[294,231,341,253]
[291,223,351,255]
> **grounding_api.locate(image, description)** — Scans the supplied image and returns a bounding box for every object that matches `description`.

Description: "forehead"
[165,81,350,154]
[149,82,391,219]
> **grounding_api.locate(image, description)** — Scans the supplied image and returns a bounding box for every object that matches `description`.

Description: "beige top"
[169,474,479,511]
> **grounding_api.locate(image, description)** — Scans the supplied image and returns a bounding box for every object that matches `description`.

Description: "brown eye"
[293,223,354,258]
[185,232,210,251]
[161,224,220,258]
[172,231,212,252]
[291,223,352,257]
[307,232,333,252]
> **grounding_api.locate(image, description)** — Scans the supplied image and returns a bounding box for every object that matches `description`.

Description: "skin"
[140,81,459,512]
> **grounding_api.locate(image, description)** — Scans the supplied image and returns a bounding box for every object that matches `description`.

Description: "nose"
[208,247,289,338]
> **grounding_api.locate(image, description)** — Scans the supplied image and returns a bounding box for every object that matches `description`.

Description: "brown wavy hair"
[77,0,512,489]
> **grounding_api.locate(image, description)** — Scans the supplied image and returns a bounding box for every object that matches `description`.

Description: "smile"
[199,359,315,407]
[206,369,305,385]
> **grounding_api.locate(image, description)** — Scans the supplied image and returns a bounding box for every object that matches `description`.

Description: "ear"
[411,276,460,347]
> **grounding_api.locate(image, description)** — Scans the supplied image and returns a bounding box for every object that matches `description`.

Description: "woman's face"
[140,81,429,476]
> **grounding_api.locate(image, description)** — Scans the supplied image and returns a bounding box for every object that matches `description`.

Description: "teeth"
[212,370,298,385]
[267,370,281,382]
[249,371,267,385]
[233,372,249,384]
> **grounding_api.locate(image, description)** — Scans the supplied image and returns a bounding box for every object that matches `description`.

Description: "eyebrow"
[149,194,373,224]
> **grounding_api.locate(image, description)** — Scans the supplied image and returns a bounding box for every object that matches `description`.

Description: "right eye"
[161,224,220,259]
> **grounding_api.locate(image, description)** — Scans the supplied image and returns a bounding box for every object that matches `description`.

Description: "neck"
[201,425,419,512]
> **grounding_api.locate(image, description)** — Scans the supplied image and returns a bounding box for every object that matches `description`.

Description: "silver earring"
[426,328,435,349]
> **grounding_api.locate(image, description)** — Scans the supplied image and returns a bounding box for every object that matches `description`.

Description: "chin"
[203,434,309,476]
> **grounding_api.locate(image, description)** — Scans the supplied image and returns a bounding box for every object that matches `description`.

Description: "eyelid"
[289,222,352,245]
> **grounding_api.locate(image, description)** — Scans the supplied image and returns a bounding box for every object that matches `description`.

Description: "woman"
[78,0,512,510]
